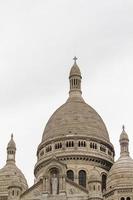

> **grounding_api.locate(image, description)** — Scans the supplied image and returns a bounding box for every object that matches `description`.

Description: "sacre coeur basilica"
[0,58,133,200]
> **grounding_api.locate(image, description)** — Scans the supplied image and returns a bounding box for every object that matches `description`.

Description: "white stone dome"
[0,163,28,194]
[42,97,110,143]
[107,155,133,190]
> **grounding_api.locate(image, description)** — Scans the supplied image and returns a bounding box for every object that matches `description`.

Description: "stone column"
[59,175,66,194]
[43,176,49,194]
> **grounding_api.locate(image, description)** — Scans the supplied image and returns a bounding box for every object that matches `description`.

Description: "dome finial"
[122,125,125,131]
[73,56,78,64]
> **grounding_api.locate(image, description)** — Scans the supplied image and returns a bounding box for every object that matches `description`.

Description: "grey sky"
[0,0,133,186]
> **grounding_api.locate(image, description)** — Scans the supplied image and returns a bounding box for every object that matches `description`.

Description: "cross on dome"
[73,56,78,63]
[122,125,125,131]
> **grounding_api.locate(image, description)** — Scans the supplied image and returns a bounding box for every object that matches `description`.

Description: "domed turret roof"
[7,134,16,149]
[107,156,133,190]
[88,167,101,183]
[120,125,129,141]
[0,163,28,193]
[69,57,81,77]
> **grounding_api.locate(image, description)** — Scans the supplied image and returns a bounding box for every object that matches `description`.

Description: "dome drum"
[37,137,114,164]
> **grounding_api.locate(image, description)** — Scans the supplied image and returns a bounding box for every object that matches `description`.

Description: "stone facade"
[0,59,132,200]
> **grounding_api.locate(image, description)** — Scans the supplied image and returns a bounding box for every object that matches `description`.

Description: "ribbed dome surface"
[7,134,16,149]
[0,163,28,194]
[42,97,110,143]
[69,63,81,77]
[107,156,133,190]
[120,130,129,141]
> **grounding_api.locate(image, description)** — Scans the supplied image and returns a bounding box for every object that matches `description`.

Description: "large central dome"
[42,97,110,143]
[42,59,110,144]
[35,59,114,180]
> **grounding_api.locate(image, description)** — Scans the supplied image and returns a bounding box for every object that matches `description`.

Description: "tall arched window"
[67,170,74,181]
[127,197,130,200]
[102,174,107,191]
[79,170,86,187]
[12,190,14,196]
[121,198,125,200]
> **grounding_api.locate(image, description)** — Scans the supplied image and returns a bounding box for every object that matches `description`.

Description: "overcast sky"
[0,0,133,186]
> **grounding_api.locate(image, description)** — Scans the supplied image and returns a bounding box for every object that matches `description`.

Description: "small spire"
[122,125,125,131]
[11,133,13,139]
[73,56,78,64]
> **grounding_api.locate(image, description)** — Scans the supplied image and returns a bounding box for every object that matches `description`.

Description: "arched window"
[66,141,74,147]
[121,198,125,200]
[46,145,52,152]
[127,197,130,200]
[79,170,86,188]
[81,141,84,147]
[55,143,62,149]
[102,174,107,191]
[72,141,74,147]
[17,191,19,196]
[12,190,14,196]
[67,170,74,181]
[78,141,86,147]
[66,141,68,147]
[93,185,95,190]
[69,141,71,147]
[98,185,100,191]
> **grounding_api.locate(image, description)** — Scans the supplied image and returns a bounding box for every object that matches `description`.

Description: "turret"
[119,125,129,157]
[8,180,22,200]
[7,134,16,164]
[88,167,103,200]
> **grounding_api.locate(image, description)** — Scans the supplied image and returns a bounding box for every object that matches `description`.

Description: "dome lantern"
[69,57,82,99]
[7,134,16,164]
[119,125,129,157]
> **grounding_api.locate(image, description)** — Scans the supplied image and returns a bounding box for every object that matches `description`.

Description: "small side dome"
[107,156,133,190]
[0,164,28,193]
[88,167,101,183]
[7,134,16,149]
[69,57,81,77]
[0,135,28,195]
